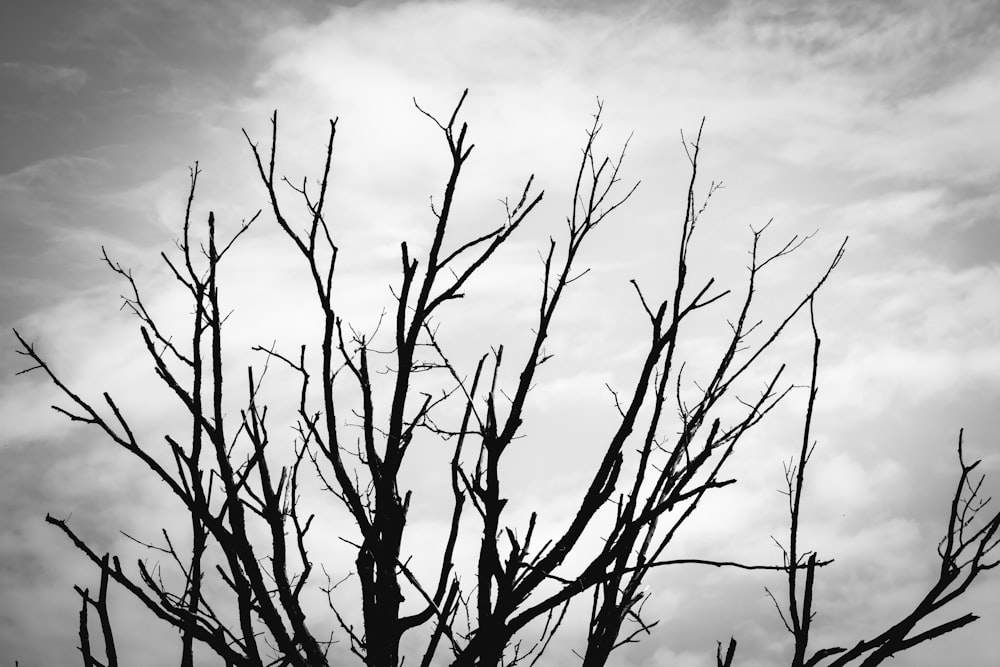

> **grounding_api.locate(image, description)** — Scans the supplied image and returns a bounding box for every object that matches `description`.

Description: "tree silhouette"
[14,91,999,667]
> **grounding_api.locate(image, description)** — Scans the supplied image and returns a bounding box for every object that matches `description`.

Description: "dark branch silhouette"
[13,91,997,667]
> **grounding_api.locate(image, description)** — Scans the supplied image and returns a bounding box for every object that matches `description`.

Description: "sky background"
[2,1,1000,666]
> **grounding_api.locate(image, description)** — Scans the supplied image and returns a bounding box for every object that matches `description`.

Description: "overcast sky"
[2,1,999,666]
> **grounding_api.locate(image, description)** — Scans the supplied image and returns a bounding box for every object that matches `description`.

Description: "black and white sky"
[2,1,999,666]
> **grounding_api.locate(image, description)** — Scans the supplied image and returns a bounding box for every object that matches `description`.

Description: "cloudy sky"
[2,1,999,665]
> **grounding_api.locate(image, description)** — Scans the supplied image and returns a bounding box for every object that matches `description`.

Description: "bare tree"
[14,91,998,667]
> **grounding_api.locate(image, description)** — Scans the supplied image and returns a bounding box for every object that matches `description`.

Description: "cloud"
[0,61,87,92]
[0,154,181,337]
[821,262,1000,415]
